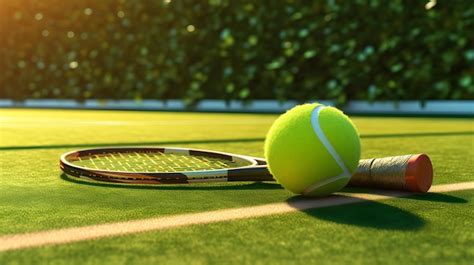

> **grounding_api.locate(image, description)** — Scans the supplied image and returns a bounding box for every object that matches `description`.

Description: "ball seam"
[302,105,351,195]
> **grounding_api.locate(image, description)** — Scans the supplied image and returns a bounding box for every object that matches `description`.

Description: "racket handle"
[348,154,433,192]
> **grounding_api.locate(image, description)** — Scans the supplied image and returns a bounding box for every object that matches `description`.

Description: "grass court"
[0,108,473,264]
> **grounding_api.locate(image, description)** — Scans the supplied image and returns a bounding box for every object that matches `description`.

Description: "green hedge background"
[1,0,473,104]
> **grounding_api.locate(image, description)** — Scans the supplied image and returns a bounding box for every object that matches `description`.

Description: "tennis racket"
[60,147,433,192]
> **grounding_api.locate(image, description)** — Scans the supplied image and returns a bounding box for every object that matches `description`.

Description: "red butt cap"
[404,154,433,192]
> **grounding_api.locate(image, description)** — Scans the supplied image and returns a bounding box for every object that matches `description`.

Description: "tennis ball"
[264,103,361,197]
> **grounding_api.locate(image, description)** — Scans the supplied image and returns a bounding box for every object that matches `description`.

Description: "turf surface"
[0,109,473,264]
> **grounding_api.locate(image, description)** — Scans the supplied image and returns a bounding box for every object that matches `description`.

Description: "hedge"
[1,0,473,105]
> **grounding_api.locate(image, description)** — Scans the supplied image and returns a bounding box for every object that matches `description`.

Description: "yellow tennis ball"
[264,103,361,196]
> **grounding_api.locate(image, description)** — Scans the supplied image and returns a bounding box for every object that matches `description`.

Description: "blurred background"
[1,0,473,106]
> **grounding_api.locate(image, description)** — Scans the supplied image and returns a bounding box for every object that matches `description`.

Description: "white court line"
[0,181,473,252]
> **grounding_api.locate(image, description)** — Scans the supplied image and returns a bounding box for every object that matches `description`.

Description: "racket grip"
[348,154,433,192]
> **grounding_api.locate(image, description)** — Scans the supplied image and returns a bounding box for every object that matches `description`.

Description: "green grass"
[0,109,473,264]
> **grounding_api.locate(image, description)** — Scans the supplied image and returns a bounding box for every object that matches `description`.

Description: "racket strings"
[72,151,250,172]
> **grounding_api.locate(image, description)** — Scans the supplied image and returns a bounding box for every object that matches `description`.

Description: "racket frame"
[60,147,273,184]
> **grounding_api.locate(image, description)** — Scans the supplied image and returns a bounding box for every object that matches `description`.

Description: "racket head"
[60,147,271,184]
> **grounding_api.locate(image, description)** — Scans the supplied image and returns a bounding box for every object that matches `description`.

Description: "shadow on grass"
[1,131,472,151]
[285,189,467,230]
[342,187,468,203]
[60,173,283,191]
[287,195,425,231]
[404,192,468,203]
